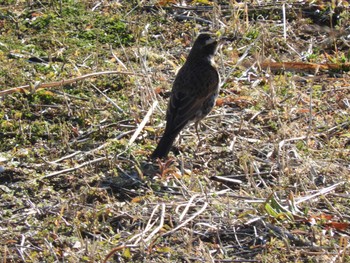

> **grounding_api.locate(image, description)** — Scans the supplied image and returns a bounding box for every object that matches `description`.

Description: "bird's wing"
[165,65,219,134]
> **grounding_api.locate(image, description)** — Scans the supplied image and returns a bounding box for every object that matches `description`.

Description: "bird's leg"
[195,121,201,142]
[194,121,205,155]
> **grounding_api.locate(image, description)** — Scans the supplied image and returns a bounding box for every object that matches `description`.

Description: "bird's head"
[188,33,220,61]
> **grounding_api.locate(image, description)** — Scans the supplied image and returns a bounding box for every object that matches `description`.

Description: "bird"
[151,33,221,159]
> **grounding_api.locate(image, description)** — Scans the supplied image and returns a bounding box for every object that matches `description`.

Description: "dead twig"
[162,198,208,237]
[90,82,124,113]
[128,100,158,146]
[244,61,350,74]
[127,203,164,245]
[295,182,345,205]
[144,203,165,243]
[41,156,108,179]
[0,71,145,97]
[103,244,139,263]
[278,120,350,152]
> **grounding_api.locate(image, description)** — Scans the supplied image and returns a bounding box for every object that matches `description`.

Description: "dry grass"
[1,0,350,262]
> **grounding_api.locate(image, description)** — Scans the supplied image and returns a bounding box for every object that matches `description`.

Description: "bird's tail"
[151,132,178,159]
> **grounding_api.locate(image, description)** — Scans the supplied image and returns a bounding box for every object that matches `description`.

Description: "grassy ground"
[1,0,350,262]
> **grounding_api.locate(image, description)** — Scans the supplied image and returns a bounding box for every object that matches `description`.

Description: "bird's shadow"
[98,157,184,202]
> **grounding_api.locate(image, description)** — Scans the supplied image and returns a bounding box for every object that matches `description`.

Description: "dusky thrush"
[151,33,221,159]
